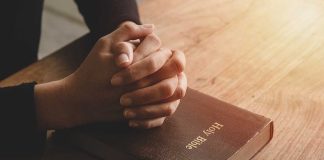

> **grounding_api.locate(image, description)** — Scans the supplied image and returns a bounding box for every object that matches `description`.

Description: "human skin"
[34,22,187,130]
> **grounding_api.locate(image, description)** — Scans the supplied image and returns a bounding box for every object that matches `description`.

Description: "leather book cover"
[58,88,273,160]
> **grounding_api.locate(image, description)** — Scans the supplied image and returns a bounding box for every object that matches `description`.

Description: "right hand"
[111,31,188,129]
[34,22,163,129]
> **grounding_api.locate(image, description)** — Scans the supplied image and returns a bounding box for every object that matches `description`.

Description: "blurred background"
[39,0,86,59]
[39,0,142,59]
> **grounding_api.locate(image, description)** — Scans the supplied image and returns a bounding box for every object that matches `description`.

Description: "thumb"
[113,41,137,68]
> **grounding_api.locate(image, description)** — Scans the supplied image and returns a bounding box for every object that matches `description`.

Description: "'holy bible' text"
[185,122,224,150]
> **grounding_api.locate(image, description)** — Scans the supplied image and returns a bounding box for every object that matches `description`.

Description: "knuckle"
[164,105,175,116]
[172,59,184,73]
[116,42,125,49]
[99,52,114,62]
[135,79,149,89]
[160,48,173,56]
[140,107,151,116]
[172,57,185,73]
[159,82,174,98]
[147,34,162,47]
[125,68,136,81]
[176,87,186,99]
[173,49,184,55]
[115,42,128,53]
[97,37,110,45]
[180,87,186,98]
[172,50,186,73]
[121,22,137,33]
[147,57,159,71]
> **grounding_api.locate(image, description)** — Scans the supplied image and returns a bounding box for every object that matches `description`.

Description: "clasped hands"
[35,22,187,130]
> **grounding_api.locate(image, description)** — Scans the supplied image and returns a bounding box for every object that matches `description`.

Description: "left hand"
[111,22,187,128]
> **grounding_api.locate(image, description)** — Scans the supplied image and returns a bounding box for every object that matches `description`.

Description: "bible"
[58,88,273,160]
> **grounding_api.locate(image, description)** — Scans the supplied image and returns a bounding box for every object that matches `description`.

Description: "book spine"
[67,132,138,160]
[229,121,274,160]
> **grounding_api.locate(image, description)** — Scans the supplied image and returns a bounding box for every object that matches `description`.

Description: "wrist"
[34,79,71,130]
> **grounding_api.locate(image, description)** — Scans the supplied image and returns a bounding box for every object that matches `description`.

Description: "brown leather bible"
[59,88,273,160]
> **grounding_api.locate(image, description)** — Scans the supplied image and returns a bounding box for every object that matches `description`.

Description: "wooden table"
[1,0,323,159]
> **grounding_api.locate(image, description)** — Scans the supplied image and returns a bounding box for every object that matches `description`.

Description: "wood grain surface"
[140,0,324,159]
[1,0,323,159]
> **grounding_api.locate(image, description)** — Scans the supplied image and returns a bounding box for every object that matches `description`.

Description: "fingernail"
[129,121,139,128]
[111,76,122,85]
[120,96,132,106]
[124,110,136,119]
[117,53,129,65]
[142,24,154,29]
